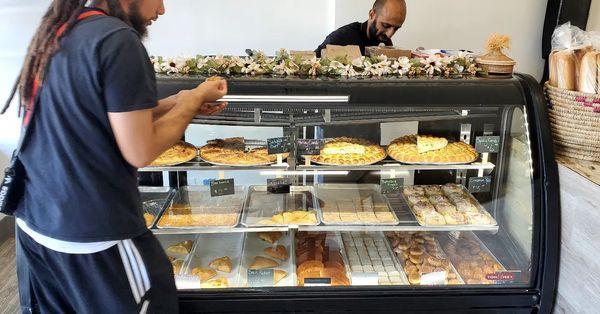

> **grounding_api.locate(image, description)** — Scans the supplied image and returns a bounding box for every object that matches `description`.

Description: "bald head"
[367,0,407,42]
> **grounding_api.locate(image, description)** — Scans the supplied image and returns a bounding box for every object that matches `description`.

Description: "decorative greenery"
[151,49,481,78]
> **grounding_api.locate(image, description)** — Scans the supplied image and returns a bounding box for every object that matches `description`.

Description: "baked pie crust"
[200,137,289,166]
[150,141,197,166]
[312,137,386,166]
[388,135,477,164]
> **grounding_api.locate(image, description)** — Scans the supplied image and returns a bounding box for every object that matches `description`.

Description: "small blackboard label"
[297,139,323,156]
[210,179,235,197]
[475,136,500,153]
[247,269,274,287]
[303,277,331,286]
[485,270,521,284]
[267,137,291,155]
[380,178,404,195]
[267,178,291,194]
[468,176,492,193]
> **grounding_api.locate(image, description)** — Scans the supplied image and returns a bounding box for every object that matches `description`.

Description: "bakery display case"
[137,74,559,313]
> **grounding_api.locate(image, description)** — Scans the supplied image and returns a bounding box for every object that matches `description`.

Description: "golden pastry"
[441,184,465,195]
[443,211,468,225]
[200,137,289,166]
[143,213,155,227]
[424,185,444,196]
[192,267,217,282]
[166,240,193,255]
[264,245,289,261]
[274,270,288,285]
[388,135,477,164]
[312,137,386,166]
[419,211,446,225]
[258,232,283,244]
[416,135,449,153]
[209,256,233,273]
[150,141,197,166]
[201,277,229,288]
[259,210,318,225]
[250,256,280,270]
[403,186,425,196]
[171,259,184,275]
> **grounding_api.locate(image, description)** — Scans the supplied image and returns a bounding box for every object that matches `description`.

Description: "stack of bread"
[295,232,350,286]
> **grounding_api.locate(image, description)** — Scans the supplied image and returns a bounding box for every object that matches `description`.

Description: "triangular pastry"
[274,270,288,285]
[249,256,280,270]
[209,256,233,273]
[258,232,283,244]
[416,135,448,153]
[192,267,217,282]
[200,277,229,288]
[264,245,289,261]
[167,240,193,255]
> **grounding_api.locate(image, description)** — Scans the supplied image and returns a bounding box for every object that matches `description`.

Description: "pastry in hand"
[209,256,233,273]
[171,259,184,275]
[258,232,283,244]
[192,267,217,282]
[264,245,289,261]
[167,240,193,255]
[201,277,229,288]
[250,256,280,270]
[143,213,155,227]
[416,135,448,153]
[274,269,288,285]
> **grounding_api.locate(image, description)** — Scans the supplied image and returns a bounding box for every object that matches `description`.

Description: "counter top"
[556,156,600,186]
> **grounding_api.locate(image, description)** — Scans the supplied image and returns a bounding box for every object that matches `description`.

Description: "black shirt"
[315,21,393,57]
[17,14,157,242]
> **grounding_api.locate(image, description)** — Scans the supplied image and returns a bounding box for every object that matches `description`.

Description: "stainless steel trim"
[219,95,350,103]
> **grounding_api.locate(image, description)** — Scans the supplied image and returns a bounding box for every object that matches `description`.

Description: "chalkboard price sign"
[210,179,235,197]
[468,176,492,193]
[475,136,500,153]
[267,178,291,194]
[247,269,274,287]
[267,137,291,155]
[296,139,323,156]
[380,178,404,195]
[303,277,331,286]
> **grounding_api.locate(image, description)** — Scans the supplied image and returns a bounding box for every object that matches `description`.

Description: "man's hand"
[178,78,228,116]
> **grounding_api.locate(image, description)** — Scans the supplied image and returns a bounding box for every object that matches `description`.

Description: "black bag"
[0,75,31,216]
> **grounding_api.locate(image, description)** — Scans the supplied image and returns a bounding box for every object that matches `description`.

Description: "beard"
[128,1,148,38]
[368,18,389,43]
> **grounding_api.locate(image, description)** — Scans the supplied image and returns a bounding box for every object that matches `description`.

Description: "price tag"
[475,136,500,153]
[485,271,521,284]
[267,178,291,194]
[420,271,447,285]
[210,178,235,197]
[247,269,274,287]
[380,178,404,195]
[175,275,201,290]
[296,139,323,156]
[303,278,331,286]
[468,176,492,193]
[351,272,379,286]
[267,137,291,155]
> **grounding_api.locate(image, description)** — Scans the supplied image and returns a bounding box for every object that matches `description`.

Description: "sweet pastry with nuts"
[150,141,197,166]
[388,135,477,164]
[312,137,386,166]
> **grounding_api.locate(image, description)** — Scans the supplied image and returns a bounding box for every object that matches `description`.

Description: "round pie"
[387,135,478,164]
[200,137,288,166]
[312,137,386,166]
[150,141,197,166]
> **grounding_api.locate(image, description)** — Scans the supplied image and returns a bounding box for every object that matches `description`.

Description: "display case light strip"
[259,170,349,176]
[219,95,349,103]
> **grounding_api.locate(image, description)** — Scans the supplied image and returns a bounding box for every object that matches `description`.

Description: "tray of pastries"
[199,137,289,167]
[438,232,506,285]
[310,137,386,166]
[241,186,320,227]
[149,141,198,167]
[239,232,294,287]
[156,234,197,279]
[402,184,497,227]
[157,186,247,229]
[295,232,351,286]
[315,184,399,225]
[139,186,174,228]
[342,232,408,285]
[386,231,464,285]
[387,135,477,164]
[182,233,245,289]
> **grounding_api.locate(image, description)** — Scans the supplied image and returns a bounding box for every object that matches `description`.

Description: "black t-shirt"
[315,21,393,57]
[16,14,157,242]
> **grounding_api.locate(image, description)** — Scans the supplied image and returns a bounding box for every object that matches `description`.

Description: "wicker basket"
[544,82,600,162]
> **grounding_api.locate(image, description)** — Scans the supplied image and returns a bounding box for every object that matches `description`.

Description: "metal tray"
[147,141,198,167]
[437,232,507,285]
[315,184,400,226]
[155,233,198,275]
[139,186,174,229]
[403,185,497,228]
[156,186,247,229]
[239,231,295,287]
[341,232,408,286]
[182,233,245,289]
[384,232,464,286]
[241,186,321,227]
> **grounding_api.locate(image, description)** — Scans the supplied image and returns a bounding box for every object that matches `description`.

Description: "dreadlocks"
[17,0,131,111]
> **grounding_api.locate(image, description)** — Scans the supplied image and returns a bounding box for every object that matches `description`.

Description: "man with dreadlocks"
[12,0,226,312]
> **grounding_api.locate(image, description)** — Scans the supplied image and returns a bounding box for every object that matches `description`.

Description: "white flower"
[421,55,443,76]
[242,61,263,75]
[352,57,365,68]
[394,57,412,75]
[196,57,208,70]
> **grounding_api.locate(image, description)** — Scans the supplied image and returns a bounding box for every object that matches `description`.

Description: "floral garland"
[151,49,481,78]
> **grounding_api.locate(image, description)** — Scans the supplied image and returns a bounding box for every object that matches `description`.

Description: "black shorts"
[16,227,177,314]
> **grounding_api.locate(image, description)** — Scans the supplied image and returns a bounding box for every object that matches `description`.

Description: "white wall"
[588,0,600,31]
[0,0,550,172]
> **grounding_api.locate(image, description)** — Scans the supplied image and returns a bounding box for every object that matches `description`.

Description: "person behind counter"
[315,0,407,57]
[9,0,227,312]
